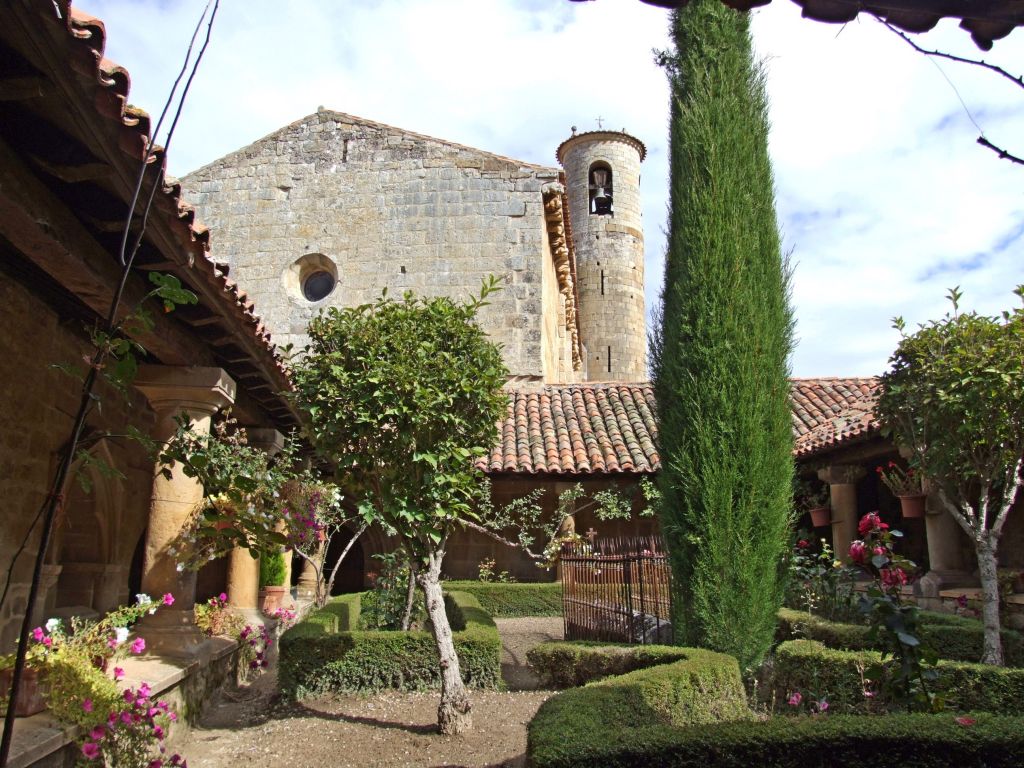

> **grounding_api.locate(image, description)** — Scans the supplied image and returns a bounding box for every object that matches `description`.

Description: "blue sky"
[84,0,1024,377]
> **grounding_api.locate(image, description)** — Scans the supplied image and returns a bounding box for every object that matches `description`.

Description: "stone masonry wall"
[0,273,155,650]
[181,110,569,380]
[559,133,647,381]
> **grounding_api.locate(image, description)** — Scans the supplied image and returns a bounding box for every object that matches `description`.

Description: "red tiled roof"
[482,378,880,475]
[791,377,880,459]
[572,0,1023,50]
[481,384,660,475]
[10,2,294,423]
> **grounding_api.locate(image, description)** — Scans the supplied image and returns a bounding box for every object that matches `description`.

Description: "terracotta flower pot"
[809,506,831,527]
[0,666,49,717]
[898,494,927,518]
[259,585,287,614]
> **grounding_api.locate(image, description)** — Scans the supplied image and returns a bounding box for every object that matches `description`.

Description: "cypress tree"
[651,0,794,670]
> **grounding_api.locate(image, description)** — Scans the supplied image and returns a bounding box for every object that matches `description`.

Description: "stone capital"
[134,365,236,419]
[246,428,286,456]
[817,464,866,486]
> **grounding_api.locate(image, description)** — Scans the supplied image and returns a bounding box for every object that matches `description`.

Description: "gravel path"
[179,617,564,768]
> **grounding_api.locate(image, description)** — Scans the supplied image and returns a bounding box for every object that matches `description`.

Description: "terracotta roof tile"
[481,378,878,475]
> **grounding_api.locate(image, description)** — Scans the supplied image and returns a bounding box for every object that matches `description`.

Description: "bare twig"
[878,18,1024,92]
[977,136,1024,166]
[460,520,545,562]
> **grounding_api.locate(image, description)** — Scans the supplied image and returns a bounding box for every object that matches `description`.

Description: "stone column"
[296,544,324,602]
[134,365,235,656]
[917,485,972,608]
[818,465,866,563]
[225,428,285,619]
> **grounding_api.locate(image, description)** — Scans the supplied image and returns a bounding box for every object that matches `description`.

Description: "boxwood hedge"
[279,589,500,698]
[528,710,1024,768]
[777,608,1024,667]
[774,639,1024,714]
[526,641,691,688]
[442,580,562,617]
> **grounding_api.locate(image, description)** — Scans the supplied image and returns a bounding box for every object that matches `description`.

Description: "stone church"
[180,109,648,386]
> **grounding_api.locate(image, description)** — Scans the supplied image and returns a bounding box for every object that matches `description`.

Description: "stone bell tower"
[557,127,646,381]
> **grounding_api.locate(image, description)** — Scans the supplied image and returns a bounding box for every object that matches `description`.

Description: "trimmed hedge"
[526,641,690,688]
[528,710,1024,768]
[777,608,1024,667]
[279,589,500,698]
[528,648,752,763]
[774,639,1024,714]
[442,580,562,617]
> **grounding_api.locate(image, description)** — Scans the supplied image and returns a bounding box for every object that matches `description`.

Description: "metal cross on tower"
[595,116,604,130]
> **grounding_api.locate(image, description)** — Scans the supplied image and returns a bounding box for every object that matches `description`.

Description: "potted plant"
[795,478,832,527]
[258,549,288,614]
[875,462,926,518]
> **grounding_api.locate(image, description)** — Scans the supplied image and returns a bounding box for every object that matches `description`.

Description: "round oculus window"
[302,270,336,302]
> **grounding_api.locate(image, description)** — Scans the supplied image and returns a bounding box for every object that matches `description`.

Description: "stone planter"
[809,506,831,527]
[0,666,48,717]
[898,493,927,518]
[258,586,287,614]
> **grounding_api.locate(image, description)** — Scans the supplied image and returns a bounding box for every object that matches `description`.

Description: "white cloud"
[85,0,1024,377]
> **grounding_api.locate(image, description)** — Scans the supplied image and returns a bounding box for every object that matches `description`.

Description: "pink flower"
[218,593,227,603]
[858,512,888,536]
[121,711,133,724]
[167,712,177,722]
[162,593,175,606]
[956,716,977,727]
[81,742,101,760]
[873,546,887,557]
[153,725,165,740]
[138,682,152,698]
[123,689,135,703]
[90,726,106,741]
[148,761,163,768]
[42,637,53,648]
[881,567,907,588]
[82,698,94,713]
[113,666,124,681]
[131,637,146,654]
[787,692,802,707]
[32,627,45,642]
[817,699,829,713]
[848,540,867,565]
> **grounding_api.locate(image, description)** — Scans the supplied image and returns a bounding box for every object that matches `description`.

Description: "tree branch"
[977,137,1024,166]
[460,520,545,563]
[878,18,1024,92]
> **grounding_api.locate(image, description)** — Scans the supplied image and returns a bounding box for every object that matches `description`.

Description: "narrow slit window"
[600,269,605,296]
[607,346,612,374]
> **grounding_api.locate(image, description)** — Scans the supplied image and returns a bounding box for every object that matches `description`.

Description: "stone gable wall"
[182,111,570,379]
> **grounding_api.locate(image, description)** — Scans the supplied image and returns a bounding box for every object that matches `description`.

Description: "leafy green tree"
[877,287,1024,666]
[652,0,794,670]
[290,282,508,735]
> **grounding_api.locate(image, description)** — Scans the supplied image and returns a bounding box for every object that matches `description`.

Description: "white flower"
[45,618,61,633]
[114,627,129,645]
[135,593,153,606]
[175,563,184,573]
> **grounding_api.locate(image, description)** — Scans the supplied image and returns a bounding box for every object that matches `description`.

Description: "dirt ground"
[181,617,564,768]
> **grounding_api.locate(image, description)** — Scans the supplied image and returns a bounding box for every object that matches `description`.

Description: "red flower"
[881,567,907,588]
[955,716,977,727]
[858,512,889,536]
[849,540,868,564]
[797,539,810,549]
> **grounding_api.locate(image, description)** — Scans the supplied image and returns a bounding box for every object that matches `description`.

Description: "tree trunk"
[976,534,1004,666]
[419,549,471,734]
[401,562,417,631]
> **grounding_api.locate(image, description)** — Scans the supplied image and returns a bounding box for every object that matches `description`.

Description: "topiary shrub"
[526,641,690,688]
[442,580,562,617]
[774,639,1024,714]
[258,549,286,588]
[777,608,1024,667]
[279,590,500,698]
[528,710,1024,768]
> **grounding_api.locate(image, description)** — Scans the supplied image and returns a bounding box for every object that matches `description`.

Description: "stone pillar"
[818,465,866,563]
[134,365,235,656]
[226,428,285,618]
[917,488,973,608]
[296,545,323,601]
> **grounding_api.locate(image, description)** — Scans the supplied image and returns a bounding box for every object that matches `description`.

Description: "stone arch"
[51,439,125,614]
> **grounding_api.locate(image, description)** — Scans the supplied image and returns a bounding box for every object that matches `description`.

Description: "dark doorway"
[128,529,145,600]
[324,528,365,595]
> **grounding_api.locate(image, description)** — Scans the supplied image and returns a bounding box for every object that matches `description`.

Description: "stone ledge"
[6,637,238,768]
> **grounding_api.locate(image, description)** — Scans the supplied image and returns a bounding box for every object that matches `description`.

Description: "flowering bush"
[785,687,830,716]
[849,512,940,711]
[194,593,244,638]
[477,557,516,584]
[875,462,921,496]
[239,624,272,673]
[786,536,857,622]
[269,607,298,631]
[79,682,186,768]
